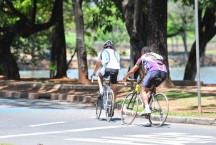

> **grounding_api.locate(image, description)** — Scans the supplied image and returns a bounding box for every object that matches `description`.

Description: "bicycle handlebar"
[123,78,133,86]
[123,78,142,86]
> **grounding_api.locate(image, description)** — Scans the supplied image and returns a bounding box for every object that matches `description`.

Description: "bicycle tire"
[96,97,102,120]
[105,90,114,122]
[121,92,138,125]
[149,93,169,127]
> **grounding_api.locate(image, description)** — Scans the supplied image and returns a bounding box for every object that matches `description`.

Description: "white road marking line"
[29,121,67,127]
[65,132,216,145]
[0,125,128,139]
[65,138,146,145]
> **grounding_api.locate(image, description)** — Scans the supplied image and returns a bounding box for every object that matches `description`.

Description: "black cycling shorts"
[99,68,119,84]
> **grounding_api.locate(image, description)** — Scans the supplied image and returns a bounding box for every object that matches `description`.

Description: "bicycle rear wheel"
[105,90,114,122]
[96,97,102,120]
[149,93,169,127]
[121,92,138,125]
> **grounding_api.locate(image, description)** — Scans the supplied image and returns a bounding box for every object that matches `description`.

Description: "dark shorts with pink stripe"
[142,70,167,88]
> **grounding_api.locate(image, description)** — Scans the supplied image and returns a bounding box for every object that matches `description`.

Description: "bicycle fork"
[127,93,137,110]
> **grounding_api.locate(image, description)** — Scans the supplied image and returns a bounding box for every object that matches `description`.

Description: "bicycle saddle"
[154,77,162,87]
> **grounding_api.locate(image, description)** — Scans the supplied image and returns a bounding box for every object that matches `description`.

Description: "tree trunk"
[114,0,174,87]
[184,5,216,80]
[114,0,145,79]
[181,29,189,57]
[0,28,20,79]
[72,0,89,84]
[51,0,67,78]
[145,0,174,87]
[0,45,20,79]
[184,37,213,80]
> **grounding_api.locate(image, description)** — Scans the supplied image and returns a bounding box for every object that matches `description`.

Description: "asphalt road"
[0,98,216,145]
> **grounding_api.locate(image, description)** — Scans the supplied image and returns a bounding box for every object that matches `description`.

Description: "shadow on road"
[0,97,95,110]
[96,117,122,123]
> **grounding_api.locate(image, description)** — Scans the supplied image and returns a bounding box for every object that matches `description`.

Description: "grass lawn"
[166,91,216,118]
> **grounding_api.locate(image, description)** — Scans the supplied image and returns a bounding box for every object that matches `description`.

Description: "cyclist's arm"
[123,57,142,81]
[123,64,139,81]
[93,61,101,75]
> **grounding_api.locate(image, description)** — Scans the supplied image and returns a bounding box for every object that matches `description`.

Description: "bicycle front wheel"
[96,97,102,120]
[105,90,114,122]
[121,92,138,125]
[149,93,169,127]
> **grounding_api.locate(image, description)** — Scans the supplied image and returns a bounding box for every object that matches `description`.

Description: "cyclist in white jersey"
[92,40,120,103]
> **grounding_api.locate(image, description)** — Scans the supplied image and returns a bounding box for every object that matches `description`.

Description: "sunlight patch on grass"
[205,49,216,55]
[168,111,216,118]
[165,91,197,99]
[165,91,213,99]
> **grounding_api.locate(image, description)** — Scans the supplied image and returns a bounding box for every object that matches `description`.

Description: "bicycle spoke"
[96,98,102,119]
[149,93,169,127]
[105,90,114,122]
[121,93,138,125]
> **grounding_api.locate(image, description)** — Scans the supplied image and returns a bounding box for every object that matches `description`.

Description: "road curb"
[0,90,97,104]
[166,116,216,126]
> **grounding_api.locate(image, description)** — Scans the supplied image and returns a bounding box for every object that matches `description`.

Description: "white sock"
[145,105,150,109]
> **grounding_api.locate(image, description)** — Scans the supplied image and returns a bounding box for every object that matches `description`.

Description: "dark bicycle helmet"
[103,40,114,49]
[141,47,151,53]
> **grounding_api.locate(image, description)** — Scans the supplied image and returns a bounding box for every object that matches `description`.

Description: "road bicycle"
[122,78,169,127]
[91,76,115,122]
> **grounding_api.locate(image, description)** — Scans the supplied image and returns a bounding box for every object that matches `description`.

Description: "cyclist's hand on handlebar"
[123,75,128,86]
[123,81,127,86]
[90,74,95,82]
[91,73,95,78]
[123,75,127,82]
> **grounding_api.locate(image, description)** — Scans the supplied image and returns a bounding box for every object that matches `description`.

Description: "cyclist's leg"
[110,83,117,101]
[98,67,109,96]
[140,71,160,115]
[109,69,119,102]
[97,75,103,94]
[141,87,150,108]
[108,68,119,117]
[141,72,154,105]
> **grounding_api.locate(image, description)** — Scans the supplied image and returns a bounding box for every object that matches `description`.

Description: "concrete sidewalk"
[0,80,215,126]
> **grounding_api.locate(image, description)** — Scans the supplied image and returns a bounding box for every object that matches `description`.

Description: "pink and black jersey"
[136,53,167,73]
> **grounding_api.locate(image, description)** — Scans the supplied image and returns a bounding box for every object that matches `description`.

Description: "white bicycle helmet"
[103,40,114,49]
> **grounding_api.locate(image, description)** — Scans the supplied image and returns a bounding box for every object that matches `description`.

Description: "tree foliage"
[1,0,215,83]
[83,0,128,45]
[182,0,216,80]
[0,0,59,79]
[168,1,194,37]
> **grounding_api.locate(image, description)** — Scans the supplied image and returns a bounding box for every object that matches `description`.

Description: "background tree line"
[0,0,216,86]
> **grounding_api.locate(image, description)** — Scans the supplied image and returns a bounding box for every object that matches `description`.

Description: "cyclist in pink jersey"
[123,47,167,115]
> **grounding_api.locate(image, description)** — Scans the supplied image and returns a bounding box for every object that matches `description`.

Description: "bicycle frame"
[92,75,114,122]
[122,78,169,127]
[102,79,111,109]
